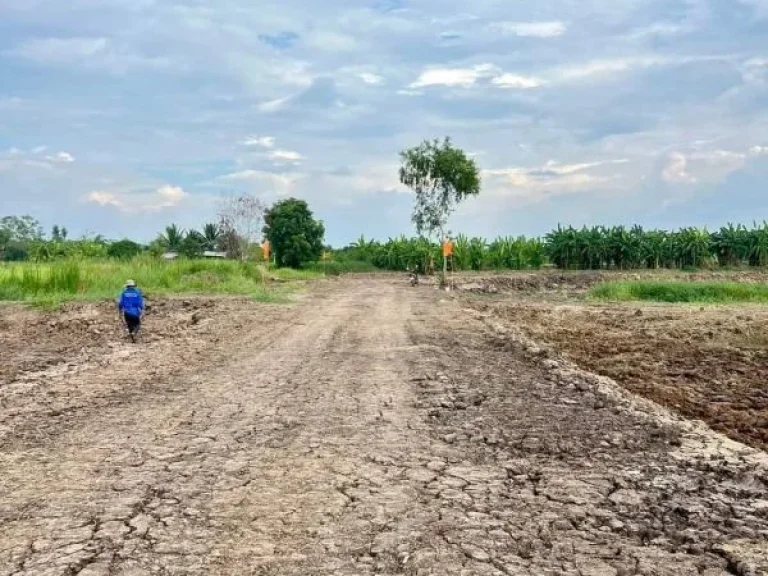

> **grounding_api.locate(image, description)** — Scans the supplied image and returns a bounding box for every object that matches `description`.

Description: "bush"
[2,242,29,262]
[590,281,768,303]
[107,239,144,260]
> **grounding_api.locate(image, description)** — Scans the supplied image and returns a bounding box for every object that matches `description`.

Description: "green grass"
[590,281,768,304]
[0,257,322,306]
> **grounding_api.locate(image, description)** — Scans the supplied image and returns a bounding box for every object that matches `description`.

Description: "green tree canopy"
[399,137,481,239]
[179,230,206,258]
[1,215,44,243]
[202,223,221,251]
[263,198,325,268]
[107,239,143,260]
[160,224,185,251]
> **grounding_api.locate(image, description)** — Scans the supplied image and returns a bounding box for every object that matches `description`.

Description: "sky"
[0,0,767,246]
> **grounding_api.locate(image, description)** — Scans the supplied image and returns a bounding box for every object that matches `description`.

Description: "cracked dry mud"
[1,277,767,575]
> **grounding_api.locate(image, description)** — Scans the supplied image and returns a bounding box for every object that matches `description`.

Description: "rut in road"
[1,277,767,575]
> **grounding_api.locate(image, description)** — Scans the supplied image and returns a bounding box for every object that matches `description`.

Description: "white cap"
[126,279,136,287]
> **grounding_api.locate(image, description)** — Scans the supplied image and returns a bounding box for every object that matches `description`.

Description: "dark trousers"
[124,313,141,334]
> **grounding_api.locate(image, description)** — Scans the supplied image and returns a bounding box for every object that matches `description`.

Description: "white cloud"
[85,185,187,213]
[7,36,170,72]
[305,30,357,52]
[0,146,74,170]
[242,136,276,148]
[491,74,542,89]
[410,63,499,88]
[627,22,687,40]
[740,58,768,84]
[541,159,629,175]
[552,55,734,84]
[492,21,567,38]
[359,72,384,85]
[739,0,768,18]
[86,191,123,209]
[317,163,405,197]
[411,56,681,91]
[10,37,108,63]
[482,159,627,203]
[554,58,661,82]
[215,169,304,198]
[156,185,185,205]
[217,169,302,186]
[662,152,697,184]
[47,151,75,163]
[268,149,305,164]
[258,96,292,113]
[661,148,764,185]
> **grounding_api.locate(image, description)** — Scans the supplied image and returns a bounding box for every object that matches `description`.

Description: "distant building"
[203,251,227,259]
[161,252,178,260]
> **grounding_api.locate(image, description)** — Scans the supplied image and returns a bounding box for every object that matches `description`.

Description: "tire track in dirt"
[1,277,767,575]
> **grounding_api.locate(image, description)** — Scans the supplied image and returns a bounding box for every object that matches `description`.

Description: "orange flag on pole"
[443,238,454,258]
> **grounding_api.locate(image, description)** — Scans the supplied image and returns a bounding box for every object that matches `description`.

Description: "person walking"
[118,280,145,341]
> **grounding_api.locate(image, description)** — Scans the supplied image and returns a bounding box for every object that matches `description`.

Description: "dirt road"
[2,278,767,575]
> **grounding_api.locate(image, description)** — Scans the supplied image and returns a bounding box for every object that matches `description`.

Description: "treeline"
[1,197,325,268]
[0,214,245,262]
[544,224,768,270]
[335,223,768,272]
[6,212,768,272]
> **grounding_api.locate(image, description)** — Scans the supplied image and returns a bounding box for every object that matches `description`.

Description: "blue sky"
[0,0,766,246]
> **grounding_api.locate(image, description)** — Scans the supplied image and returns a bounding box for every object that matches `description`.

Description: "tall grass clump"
[590,281,768,304]
[0,257,322,304]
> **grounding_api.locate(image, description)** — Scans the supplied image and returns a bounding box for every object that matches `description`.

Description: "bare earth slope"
[1,277,767,575]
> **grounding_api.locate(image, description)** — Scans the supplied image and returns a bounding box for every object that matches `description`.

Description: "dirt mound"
[455,272,603,293]
[480,300,768,452]
[455,270,768,295]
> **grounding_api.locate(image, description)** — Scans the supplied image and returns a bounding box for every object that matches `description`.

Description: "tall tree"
[0,215,44,243]
[161,224,185,251]
[202,223,221,251]
[399,137,481,240]
[263,198,325,268]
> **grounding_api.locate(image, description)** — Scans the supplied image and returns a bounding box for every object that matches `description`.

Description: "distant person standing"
[118,280,144,341]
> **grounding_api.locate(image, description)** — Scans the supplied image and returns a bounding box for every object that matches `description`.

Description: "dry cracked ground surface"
[1,277,767,575]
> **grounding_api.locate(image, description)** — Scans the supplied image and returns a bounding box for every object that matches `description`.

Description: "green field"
[0,258,321,306]
[590,281,768,304]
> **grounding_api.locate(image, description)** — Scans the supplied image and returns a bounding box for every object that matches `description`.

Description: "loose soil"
[1,276,767,575]
[472,299,768,453]
[454,270,768,296]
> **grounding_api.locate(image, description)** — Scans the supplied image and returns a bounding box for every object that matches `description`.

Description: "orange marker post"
[442,239,453,258]
[261,240,271,290]
[442,238,453,288]
[262,240,271,265]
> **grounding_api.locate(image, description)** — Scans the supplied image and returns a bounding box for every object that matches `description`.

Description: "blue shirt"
[119,287,144,317]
